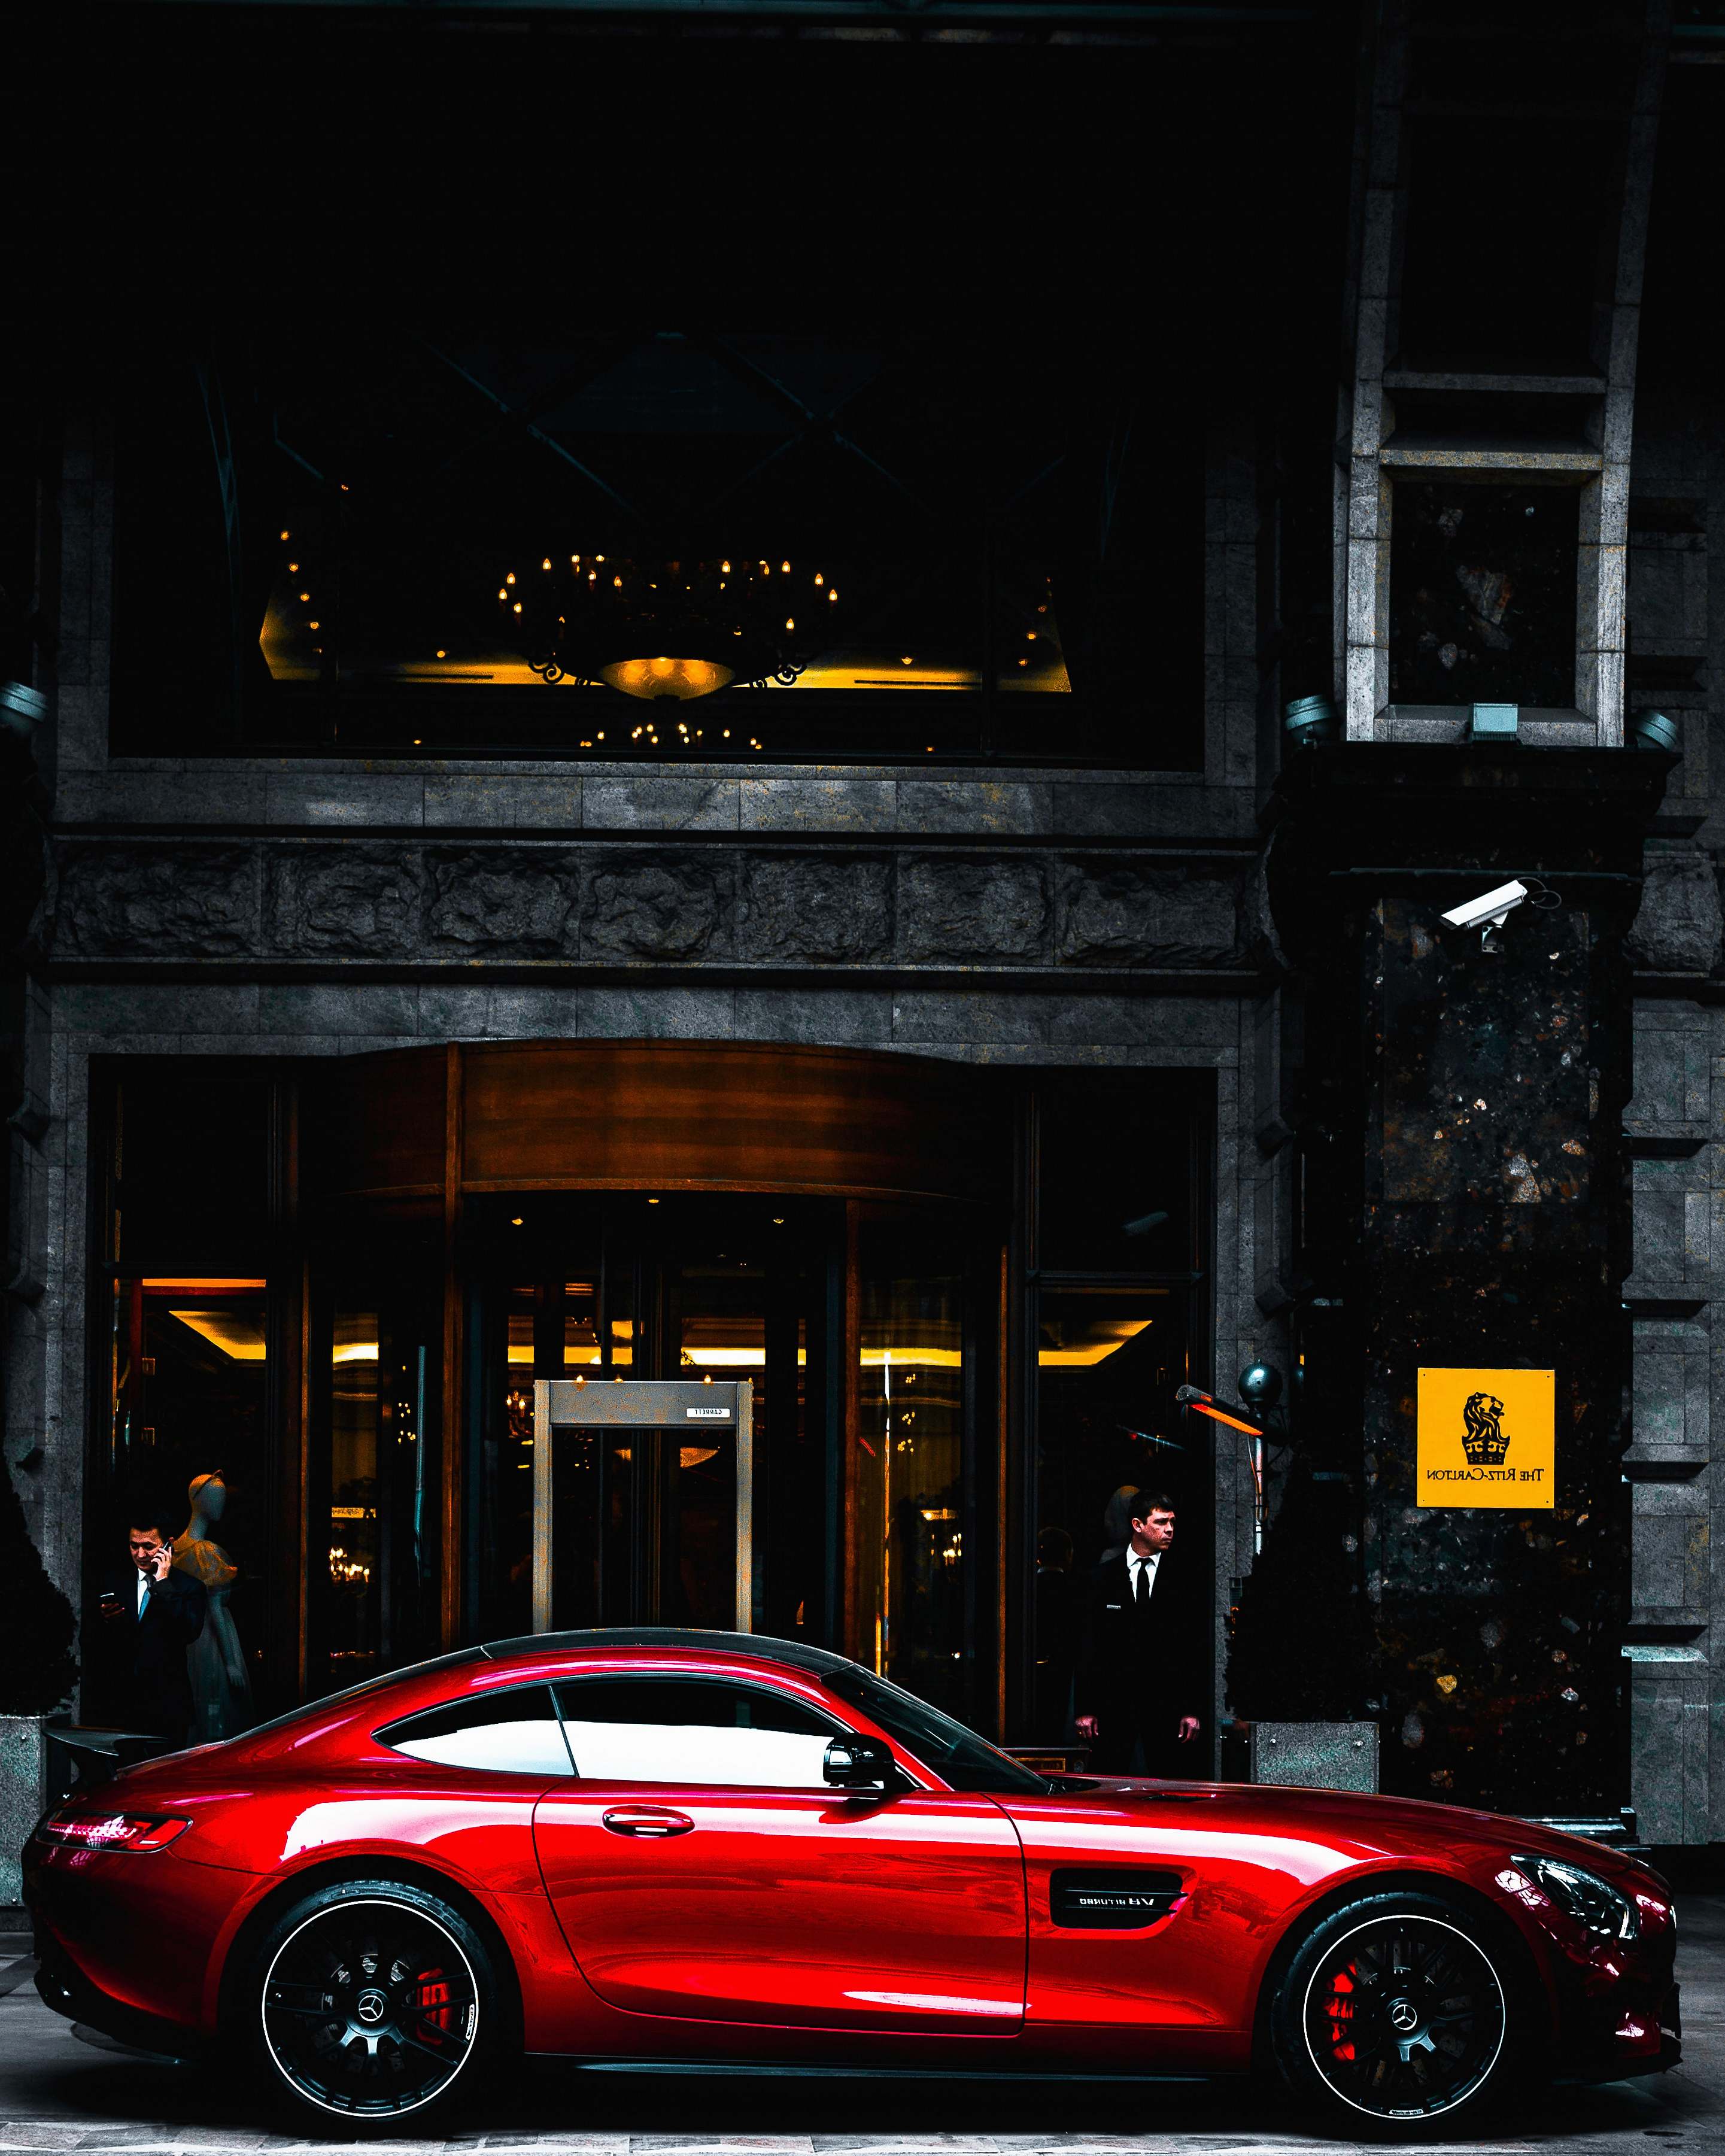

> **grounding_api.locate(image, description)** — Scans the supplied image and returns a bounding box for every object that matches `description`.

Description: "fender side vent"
[1050,1868,1184,1930]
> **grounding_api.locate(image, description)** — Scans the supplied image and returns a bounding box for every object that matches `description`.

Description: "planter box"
[1249,1720,1379,1793]
[0,1715,48,1903]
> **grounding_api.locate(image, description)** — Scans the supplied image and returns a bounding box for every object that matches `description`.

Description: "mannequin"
[173,1471,253,1741]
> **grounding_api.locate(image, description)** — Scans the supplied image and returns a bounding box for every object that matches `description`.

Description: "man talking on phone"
[98,1504,207,1750]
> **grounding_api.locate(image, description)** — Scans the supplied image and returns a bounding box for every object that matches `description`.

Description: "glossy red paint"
[536,1781,1023,2033]
[22,1634,1680,2093]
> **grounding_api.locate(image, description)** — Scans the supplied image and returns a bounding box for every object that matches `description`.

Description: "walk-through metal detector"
[531,1378,755,1635]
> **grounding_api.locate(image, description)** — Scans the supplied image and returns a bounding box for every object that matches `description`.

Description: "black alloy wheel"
[252,1882,492,2123]
[1272,1891,1523,2130]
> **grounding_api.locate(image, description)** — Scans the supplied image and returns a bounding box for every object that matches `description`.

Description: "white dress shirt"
[1126,1548,1162,1604]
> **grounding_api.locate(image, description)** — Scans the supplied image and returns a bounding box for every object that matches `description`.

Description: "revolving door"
[532,1378,755,1636]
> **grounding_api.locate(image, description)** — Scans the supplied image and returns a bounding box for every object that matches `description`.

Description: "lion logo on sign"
[1461,1391,1510,1466]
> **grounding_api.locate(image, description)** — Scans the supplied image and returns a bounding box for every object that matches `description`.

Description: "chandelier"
[496,554,839,700]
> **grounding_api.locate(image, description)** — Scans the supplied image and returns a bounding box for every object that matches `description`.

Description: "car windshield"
[824,1669,1047,1794]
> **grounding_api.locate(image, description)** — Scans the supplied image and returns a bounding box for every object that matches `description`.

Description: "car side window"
[552,1676,845,1788]
[377,1681,574,1777]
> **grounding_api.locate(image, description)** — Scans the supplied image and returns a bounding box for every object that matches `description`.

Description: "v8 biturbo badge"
[1416,1367,1556,1507]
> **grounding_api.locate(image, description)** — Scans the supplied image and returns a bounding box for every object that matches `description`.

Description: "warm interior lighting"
[167,1309,268,1362]
[1036,1319,1153,1368]
[602,657,734,702]
[139,1278,266,1294]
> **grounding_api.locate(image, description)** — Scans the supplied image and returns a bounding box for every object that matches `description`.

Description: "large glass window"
[854,1217,971,1719]
[111,331,1203,769]
[94,1062,280,1725]
[1032,1290,1187,1742]
[1026,1074,1208,1747]
[321,1285,441,1694]
[482,1196,826,1639]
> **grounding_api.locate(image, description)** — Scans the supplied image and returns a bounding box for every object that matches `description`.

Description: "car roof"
[481,1627,858,1680]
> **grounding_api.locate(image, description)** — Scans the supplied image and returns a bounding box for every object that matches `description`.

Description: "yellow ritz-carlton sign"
[1416,1367,1556,1508]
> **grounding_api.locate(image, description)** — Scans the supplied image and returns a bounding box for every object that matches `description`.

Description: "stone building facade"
[5,0,1725,1840]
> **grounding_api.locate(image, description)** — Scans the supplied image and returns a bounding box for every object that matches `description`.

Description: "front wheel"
[1270,1891,1532,2132]
[246,1878,496,2127]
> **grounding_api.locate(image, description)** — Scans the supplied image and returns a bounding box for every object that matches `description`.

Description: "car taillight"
[36,1810,192,1852]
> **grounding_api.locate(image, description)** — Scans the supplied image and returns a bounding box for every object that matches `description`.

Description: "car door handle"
[602,1806,695,1838]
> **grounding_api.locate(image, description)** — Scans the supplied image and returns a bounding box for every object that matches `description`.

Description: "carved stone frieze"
[1056,863,1240,966]
[54,845,261,958]
[268,849,424,956]
[427,849,579,955]
[47,835,1251,974]
[740,855,892,963]
[897,857,1049,963]
[583,853,733,961]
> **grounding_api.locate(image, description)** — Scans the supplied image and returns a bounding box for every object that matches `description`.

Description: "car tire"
[1269,1888,1539,2134]
[244,1876,499,2129]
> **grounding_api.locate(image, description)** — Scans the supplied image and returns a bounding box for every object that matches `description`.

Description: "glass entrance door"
[531,1379,754,1635]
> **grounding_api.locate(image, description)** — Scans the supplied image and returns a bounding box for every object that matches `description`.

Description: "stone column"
[1267,743,1669,1813]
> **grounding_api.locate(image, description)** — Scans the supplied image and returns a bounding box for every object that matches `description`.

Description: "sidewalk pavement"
[1,1897,1721,2155]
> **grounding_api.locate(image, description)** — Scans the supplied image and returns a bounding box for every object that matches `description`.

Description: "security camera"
[1441,880,1527,937]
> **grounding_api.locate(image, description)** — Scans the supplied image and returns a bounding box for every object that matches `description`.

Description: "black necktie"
[1134,1560,1149,1614]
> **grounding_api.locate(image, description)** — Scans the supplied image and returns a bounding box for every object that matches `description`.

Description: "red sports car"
[24,1629,1678,2133]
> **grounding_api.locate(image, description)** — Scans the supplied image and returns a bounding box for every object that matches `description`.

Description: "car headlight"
[1510,1853,1639,1941]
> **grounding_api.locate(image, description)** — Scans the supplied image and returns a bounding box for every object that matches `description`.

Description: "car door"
[997,1780,1350,2065]
[531,1672,1027,2037]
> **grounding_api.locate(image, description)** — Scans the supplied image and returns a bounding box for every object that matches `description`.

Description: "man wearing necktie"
[1074,1491,1202,1777]
[97,1503,207,1750]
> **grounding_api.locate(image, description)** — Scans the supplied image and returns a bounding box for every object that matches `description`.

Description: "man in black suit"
[98,1504,207,1750]
[1074,1490,1203,1777]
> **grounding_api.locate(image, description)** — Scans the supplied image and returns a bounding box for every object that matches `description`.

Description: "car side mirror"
[823,1735,895,1798]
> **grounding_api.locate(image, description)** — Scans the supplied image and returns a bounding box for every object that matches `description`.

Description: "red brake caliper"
[415,1967,453,2042]
[1325,1964,1357,2063]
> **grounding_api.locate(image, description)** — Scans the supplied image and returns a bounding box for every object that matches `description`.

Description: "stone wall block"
[1056,862,1240,966]
[53,844,262,958]
[581,851,734,962]
[425,848,579,955]
[896,857,1050,964]
[268,848,424,956]
[739,855,892,964]
[1628,848,1723,974]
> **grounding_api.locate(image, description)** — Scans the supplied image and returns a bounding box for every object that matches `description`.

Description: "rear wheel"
[247,1879,495,2127]
[1271,1891,1531,2132]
